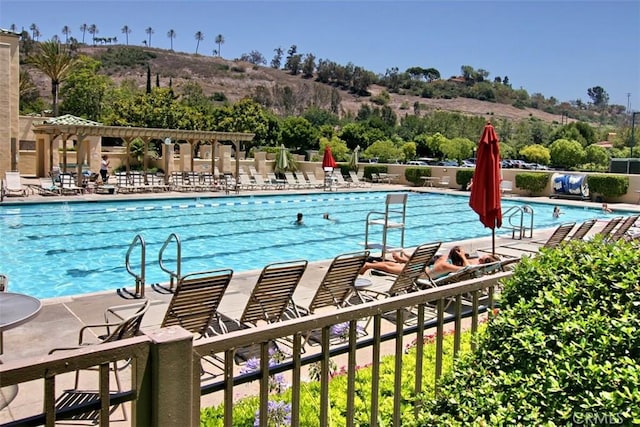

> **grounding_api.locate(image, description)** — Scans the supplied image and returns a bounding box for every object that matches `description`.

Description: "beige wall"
[0,32,19,177]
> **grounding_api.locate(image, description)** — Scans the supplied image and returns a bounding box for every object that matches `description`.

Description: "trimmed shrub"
[514,172,550,195]
[587,174,629,200]
[455,169,474,190]
[405,167,431,186]
[363,165,388,181]
[415,238,640,426]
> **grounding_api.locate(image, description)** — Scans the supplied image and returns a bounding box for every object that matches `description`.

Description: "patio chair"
[595,216,624,240]
[357,242,442,326]
[606,214,640,242]
[267,173,287,189]
[294,172,314,189]
[500,180,513,196]
[333,172,351,188]
[28,177,61,196]
[213,260,308,363]
[286,251,369,346]
[47,299,150,422]
[161,269,233,336]
[59,173,84,195]
[303,171,324,189]
[284,172,304,189]
[252,173,277,190]
[238,173,258,190]
[49,298,150,389]
[489,222,576,258]
[567,219,597,241]
[2,171,27,197]
[348,171,370,188]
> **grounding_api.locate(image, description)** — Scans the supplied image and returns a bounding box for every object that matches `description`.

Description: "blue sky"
[1,0,638,108]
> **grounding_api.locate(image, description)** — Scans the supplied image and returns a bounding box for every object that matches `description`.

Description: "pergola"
[32,117,255,187]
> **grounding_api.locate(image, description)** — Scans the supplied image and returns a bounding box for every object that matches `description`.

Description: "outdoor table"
[0,292,42,333]
[0,292,42,409]
[420,176,440,187]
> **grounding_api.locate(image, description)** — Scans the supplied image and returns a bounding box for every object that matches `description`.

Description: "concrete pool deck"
[1,183,639,424]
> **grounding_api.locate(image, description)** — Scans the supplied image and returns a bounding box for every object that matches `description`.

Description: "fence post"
[140,326,194,426]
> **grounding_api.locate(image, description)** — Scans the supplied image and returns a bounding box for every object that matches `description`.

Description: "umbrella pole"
[492,218,496,256]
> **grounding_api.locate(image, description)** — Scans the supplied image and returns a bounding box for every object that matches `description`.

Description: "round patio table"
[0,292,42,410]
[0,292,42,332]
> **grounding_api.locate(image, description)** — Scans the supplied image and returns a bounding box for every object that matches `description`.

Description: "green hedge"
[416,238,640,425]
[514,172,550,195]
[455,169,474,190]
[362,165,388,181]
[405,167,431,186]
[587,174,629,200]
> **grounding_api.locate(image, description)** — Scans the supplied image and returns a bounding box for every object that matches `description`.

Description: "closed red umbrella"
[322,146,337,169]
[469,122,502,254]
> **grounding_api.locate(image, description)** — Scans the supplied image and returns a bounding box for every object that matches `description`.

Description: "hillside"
[30,45,566,124]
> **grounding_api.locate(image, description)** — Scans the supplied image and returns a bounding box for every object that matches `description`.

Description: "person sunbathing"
[359,246,497,277]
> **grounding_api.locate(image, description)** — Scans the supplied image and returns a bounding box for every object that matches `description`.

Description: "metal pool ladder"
[155,232,182,293]
[123,234,146,298]
[503,205,534,239]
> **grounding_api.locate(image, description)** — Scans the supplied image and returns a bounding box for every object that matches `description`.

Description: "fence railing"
[0,271,511,426]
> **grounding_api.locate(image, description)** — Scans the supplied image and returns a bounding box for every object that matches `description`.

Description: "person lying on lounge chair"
[359,246,497,277]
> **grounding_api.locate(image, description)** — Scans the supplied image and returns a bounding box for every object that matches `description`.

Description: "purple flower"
[254,400,291,426]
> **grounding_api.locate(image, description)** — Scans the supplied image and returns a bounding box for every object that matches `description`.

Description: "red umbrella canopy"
[322,146,337,169]
[469,123,502,229]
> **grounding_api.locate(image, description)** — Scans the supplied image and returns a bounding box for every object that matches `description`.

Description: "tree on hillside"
[61,26,71,43]
[28,40,78,116]
[29,23,39,41]
[60,55,112,121]
[79,24,88,44]
[167,29,176,51]
[214,34,224,57]
[121,25,131,45]
[587,86,609,110]
[302,54,315,78]
[271,47,283,69]
[424,67,440,82]
[145,27,154,47]
[194,31,204,54]
[285,45,302,75]
[88,24,98,46]
[238,50,266,65]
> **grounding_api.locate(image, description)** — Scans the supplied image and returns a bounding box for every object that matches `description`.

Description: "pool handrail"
[124,234,146,298]
[157,232,182,293]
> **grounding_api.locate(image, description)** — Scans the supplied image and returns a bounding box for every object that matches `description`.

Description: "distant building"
[0,28,20,176]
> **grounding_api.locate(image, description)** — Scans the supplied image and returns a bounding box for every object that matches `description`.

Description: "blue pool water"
[0,192,621,299]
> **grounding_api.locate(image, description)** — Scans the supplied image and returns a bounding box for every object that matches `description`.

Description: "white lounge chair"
[348,171,370,188]
[2,172,27,197]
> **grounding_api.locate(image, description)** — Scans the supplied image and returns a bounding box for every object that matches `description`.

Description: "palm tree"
[214,34,224,57]
[29,23,39,40]
[88,24,98,45]
[121,25,131,45]
[61,25,71,43]
[194,31,204,54]
[79,23,88,44]
[167,29,176,51]
[145,27,154,47]
[28,40,77,116]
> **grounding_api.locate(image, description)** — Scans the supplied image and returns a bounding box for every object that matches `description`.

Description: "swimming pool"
[0,191,620,299]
